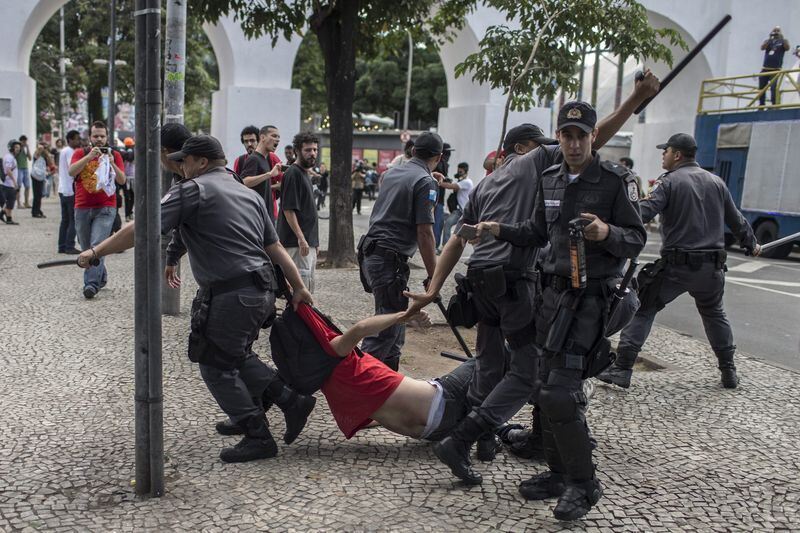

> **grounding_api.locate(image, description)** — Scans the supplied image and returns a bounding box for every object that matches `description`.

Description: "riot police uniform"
[357,133,440,371]
[598,133,757,389]
[495,102,645,520]
[163,136,315,463]
[432,125,562,483]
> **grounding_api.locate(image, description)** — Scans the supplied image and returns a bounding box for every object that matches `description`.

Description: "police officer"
[597,133,760,390]
[474,101,646,520]
[77,134,317,464]
[357,132,441,371]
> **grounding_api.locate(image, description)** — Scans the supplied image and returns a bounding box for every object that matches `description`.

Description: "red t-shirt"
[71,148,124,209]
[268,151,284,217]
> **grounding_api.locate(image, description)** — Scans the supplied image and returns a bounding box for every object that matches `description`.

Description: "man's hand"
[746,244,762,257]
[164,265,181,288]
[633,69,659,100]
[402,309,432,328]
[291,287,314,310]
[402,291,437,320]
[580,213,609,241]
[470,221,500,244]
[89,147,102,160]
[77,249,96,269]
[432,171,445,184]
[269,165,281,178]
[298,237,309,257]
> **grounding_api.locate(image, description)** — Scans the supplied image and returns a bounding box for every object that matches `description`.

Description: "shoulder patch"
[645,179,662,199]
[627,181,639,202]
[160,192,171,204]
[428,189,437,203]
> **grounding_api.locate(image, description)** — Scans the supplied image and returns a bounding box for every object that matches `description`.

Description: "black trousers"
[352,189,363,214]
[31,179,44,216]
[758,68,779,105]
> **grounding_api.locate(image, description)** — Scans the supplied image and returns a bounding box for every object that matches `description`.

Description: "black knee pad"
[538,384,581,423]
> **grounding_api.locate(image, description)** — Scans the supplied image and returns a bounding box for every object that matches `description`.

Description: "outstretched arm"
[329,311,430,357]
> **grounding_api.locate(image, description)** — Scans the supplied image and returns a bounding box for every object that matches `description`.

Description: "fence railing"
[697,68,800,114]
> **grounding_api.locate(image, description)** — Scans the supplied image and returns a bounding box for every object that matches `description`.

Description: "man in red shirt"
[69,120,126,299]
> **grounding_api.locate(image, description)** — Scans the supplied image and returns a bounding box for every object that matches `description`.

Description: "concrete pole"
[161,0,187,316]
[133,0,163,498]
[591,48,600,108]
[615,55,624,109]
[403,31,413,130]
[59,7,66,137]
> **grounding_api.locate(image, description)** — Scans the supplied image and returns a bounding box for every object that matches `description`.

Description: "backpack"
[446,189,459,213]
[31,156,47,181]
[269,305,344,395]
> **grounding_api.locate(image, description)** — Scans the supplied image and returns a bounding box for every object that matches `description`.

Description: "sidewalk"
[0,197,798,532]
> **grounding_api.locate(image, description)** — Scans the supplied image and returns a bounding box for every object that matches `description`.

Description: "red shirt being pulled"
[71,148,124,209]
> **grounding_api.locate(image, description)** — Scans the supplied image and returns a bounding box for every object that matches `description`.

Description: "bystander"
[58,130,81,253]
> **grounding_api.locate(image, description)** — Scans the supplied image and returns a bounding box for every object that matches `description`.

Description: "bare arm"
[78,221,136,267]
[403,234,465,318]
[69,148,99,177]
[329,312,406,357]
[416,224,437,279]
[593,69,660,149]
[243,165,280,189]
[112,160,126,185]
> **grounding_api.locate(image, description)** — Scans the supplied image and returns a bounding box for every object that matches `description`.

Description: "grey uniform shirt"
[641,161,756,253]
[461,145,563,269]
[498,154,646,279]
[160,167,278,287]
[365,157,437,258]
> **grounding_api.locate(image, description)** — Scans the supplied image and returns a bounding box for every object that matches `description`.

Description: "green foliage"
[30,0,218,134]
[455,0,686,110]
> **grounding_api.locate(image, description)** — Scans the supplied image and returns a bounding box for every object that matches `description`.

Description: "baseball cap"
[413,132,444,157]
[503,124,556,152]
[656,133,697,154]
[556,101,597,133]
[167,135,226,161]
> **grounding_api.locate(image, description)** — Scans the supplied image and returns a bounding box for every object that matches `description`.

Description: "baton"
[433,296,474,359]
[441,351,469,363]
[604,258,639,336]
[37,257,100,269]
[758,230,800,253]
[634,14,732,114]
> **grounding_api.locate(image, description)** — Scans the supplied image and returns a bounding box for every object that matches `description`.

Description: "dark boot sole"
[519,482,565,500]
[433,442,482,485]
[553,486,603,521]
[219,444,278,463]
[283,396,317,445]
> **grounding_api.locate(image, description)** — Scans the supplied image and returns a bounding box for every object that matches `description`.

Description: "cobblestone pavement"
[0,198,798,532]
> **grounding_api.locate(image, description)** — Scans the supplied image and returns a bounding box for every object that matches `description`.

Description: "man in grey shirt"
[599,133,760,390]
[77,134,317,464]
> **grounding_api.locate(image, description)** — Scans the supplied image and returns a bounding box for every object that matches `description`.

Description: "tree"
[455,0,685,154]
[30,0,218,134]
[194,0,473,267]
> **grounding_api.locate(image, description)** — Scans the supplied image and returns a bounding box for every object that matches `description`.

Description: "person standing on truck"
[597,133,761,391]
[759,26,790,106]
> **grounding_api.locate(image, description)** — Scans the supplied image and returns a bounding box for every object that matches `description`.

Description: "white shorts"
[285,246,317,293]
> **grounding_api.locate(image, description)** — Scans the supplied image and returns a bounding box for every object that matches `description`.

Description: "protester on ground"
[77,133,317,464]
[2,140,21,225]
[57,130,81,253]
[68,121,126,299]
[277,132,320,293]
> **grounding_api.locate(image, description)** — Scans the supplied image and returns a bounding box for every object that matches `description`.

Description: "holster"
[467,265,507,299]
[188,290,220,367]
[583,337,614,379]
[445,273,479,328]
[636,259,666,313]
[544,289,582,353]
[356,235,376,293]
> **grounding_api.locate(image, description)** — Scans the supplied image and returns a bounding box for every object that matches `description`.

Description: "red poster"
[378,150,395,173]
[351,148,363,165]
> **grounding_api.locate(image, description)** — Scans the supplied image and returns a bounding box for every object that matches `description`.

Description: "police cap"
[167,134,226,161]
[656,133,697,155]
[413,132,444,158]
[503,123,556,152]
[557,101,597,133]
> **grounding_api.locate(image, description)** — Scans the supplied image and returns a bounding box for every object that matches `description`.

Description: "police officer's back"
[599,133,758,390]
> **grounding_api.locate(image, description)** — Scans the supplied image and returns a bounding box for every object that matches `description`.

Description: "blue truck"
[694,107,800,259]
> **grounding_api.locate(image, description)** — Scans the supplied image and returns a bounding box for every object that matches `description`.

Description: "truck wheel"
[755,221,794,259]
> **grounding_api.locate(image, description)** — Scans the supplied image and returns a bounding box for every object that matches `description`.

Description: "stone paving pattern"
[1,198,798,532]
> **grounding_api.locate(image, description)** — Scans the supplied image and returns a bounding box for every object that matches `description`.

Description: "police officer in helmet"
[357,132,441,371]
[598,133,760,389]
[77,134,317,464]
[474,101,646,520]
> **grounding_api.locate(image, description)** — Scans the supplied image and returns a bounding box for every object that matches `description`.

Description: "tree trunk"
[314,1,359,267]
[88,85,103,124]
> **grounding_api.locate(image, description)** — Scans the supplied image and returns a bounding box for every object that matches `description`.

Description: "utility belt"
[544,337,613,380]
[465,265,536,300]
[357,235,410,294]
[541,273,605,296]
[204,266,275,298]
[663,249,727,270]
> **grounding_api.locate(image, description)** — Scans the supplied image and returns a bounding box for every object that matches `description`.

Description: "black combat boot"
[219,415,278,463]
[506,406,545,461]
[518,470,566,500]
[433,411,491,485]
[476,434,502,462]
[716,347,739,389]
[596,350,638,389]
[265,385,316,444]
[216,398,274,436]
[553,476,603,521]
